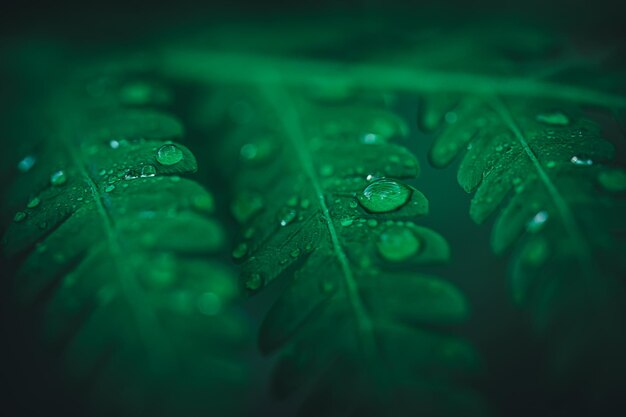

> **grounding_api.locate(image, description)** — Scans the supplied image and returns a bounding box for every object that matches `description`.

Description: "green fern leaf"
[417,31,626,410]
[2,99,250,416]
[214,87,488,417]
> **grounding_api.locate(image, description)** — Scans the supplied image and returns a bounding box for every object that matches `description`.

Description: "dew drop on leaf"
[526,210,549,233]
[105,185,115,193]
[17,155,36,172]
[357,178,412,213]
[109,139,120,149]
[279,207,297,226]
[197,292,222,316]
[13,211,27,222]
[156,144,183,166]
[597,168,626,192]
[536,111,570,126]
[546,161,556,168]
[141,164,157,177]
[570,156,593,166]
[377,226,421,262]
[232,242,248,260]
[244,273,263,291]
[444,111,458,124]
[27,197,40,208]
[340,218,354,227]
[290,248,301,258]
[50,170,67,186]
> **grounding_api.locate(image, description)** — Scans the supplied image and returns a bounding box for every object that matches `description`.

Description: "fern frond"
[1,82,250,417]
[213,87,489,417]
[419,47,626,411]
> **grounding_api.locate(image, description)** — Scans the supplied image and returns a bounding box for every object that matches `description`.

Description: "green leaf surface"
[212,87,488,417]
[1,96,250,416]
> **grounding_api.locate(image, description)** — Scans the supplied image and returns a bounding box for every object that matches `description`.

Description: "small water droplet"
[38,221,48,230]
[536,111,570,126]
[109,139,120,149]
[105,185,115,192]
[527,210,549,233]
[244,273,263,291]
[340,218,354,227]
[14,211,27,222]
[495,145,503,152]
[377,226,421,262]
[570,156,593,166]
[286,196,298,207]
[18,155,36,172]
[546,161,556,168]
[367,219,378,228]
[232,242,248,260]
[156,144,183,166]
[597,168,626,192]
[279,207,297,226]
[300,198,310,209]
[27,197,41,208]
[357,178,412,213]
[290,248,301,258]
[50,170,67,186]
[197,292,222,316]
[141,164,157,177]
[361,132,381,144]
[444,111,458,124]
[349,200,358,209]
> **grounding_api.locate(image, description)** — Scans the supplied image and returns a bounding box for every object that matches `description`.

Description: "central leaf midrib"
[63,125,176,370]
[491,97,594,271]
[261,86,377,356]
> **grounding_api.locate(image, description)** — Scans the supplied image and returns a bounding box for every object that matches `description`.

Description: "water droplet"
[546,161,556,168]
[444,111,458,124]
[367,219,378,228]
[527,210,549,233]
[340,218,354,227]
[570,156,593,166]
[232,242,248,260]
[495,145,503,152]
[290,248,301,258]
[109,139,120,149]
[286,196,298,207]
[357,178,412,213]
[14,211,27,222]
[50,170,67,186]
[27,197,41,208]
[38,221,48,230]
[156,144,183,166]
[244,273,263,291]
[536,111,570,126]
[377,226,421,262]
[597,168,626,192]
[240,143,258,160]
[349,200,358,209]
[17,155,36,172]
[105,185,115,193]
[141,164,157,177]
[361,133,381,144]
[300,198,310,209]
[279,207,297,226]
[197,292,222,316]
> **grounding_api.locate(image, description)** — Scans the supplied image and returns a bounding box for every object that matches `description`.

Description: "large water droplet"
[50,170,67,186]
[357,178,412,213]
[570,156,593,166]
[597,168,626,192]
[197,292,222,316]
[18,155,36,172]
[377,226,421,262]
[536,111,570,126]
[156,144,183,166]
[527,210,549,233]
